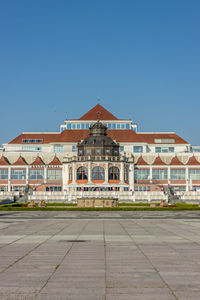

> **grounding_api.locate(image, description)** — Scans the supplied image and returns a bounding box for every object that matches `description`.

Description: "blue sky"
[0,0,200,146]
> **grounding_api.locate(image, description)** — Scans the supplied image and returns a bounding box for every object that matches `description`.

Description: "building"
[0,104,200,202]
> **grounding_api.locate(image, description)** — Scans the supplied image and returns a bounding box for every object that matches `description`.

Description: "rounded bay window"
[109,167,120,180]
[77,167,88,180]
[92,166,105,180]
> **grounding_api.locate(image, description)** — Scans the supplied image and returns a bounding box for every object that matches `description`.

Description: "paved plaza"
[0,212,200,299]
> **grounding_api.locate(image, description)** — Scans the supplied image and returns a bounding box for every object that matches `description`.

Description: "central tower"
[77,121,119,157]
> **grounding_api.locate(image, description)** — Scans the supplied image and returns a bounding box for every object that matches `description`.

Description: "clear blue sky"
[0,0,200,146]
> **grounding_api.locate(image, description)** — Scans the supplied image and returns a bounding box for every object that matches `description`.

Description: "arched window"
[69,167,72,181]
[124,167,129,181]
[77,167,88,180]
[92,166,105,180]
[109,167,120,180]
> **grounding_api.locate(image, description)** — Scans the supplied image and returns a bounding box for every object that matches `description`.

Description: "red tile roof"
[152,156,166,165]
[0,156,10,165]
[170,156,184,165]
[79,104,118,120]
[13,156,28,165]
[8,130,188,146]
[9,129,143,144]
[187,156,200,165]
[9,133,59,144]
[135,156,149,165]
[48,156,62,165]
[31,156,45,166]
[137,133,188,144]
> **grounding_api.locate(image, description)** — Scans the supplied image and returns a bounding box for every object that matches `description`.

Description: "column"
[62,165,68,191]
[105,162,108,183]
[8,166,11,192]
[120,163,124,183]
[186,167,189,191]
[44,167,47,184]
[167,166,170,186]
[26,166,29,185]
[88,162,91,183]
[129,163,134,191]
[72,162,76,184]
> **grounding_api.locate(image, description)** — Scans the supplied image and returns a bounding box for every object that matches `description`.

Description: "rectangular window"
[133,146,143,153]
[77,123,81,129]
[105,149,110,155]
[46,186,62,192]
[81,123,85,129]
[171,186,186,192]
[152,169,168,180]
[54,145,63,153]
[155,147,174,153]
[112,123,116,129]
[121,124,125,129]
[107,124,111,129]
[134,169,150,180]
[71,123,76,129]
[124,187,129,191]
[67,124,71,129]
[0,169,8,180]
[126,124,130,129]
[116,124,120,129]
[135,186,151,191]
[171,169,186,180]
[169,147,174,152]
[22,146,41,151]
[0,186,8,191]
[22,139,43,143]
[79,150,83,155]
[86,123,89,129]
[86,149,91,155]
[95,149,101,155]
[11,169,26,180]
[154,139,175,143]
[11,186,26,192]
[119,146,124,152]
[189,169,200,180]
[47,169,62,180]
[29,169,44,180]
[72,146,77,152]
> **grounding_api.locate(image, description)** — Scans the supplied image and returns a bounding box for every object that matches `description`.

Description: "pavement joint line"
[131,218,200,296]
[0,218,63,252]
[34,220,90,299]
[158,220,200,247]
[119,220,179,300]
[0,219,72,276]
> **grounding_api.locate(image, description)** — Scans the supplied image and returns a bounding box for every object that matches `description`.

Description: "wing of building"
[0,104,200,201]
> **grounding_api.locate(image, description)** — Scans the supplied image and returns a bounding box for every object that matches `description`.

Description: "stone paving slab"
[0,213,200,299]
